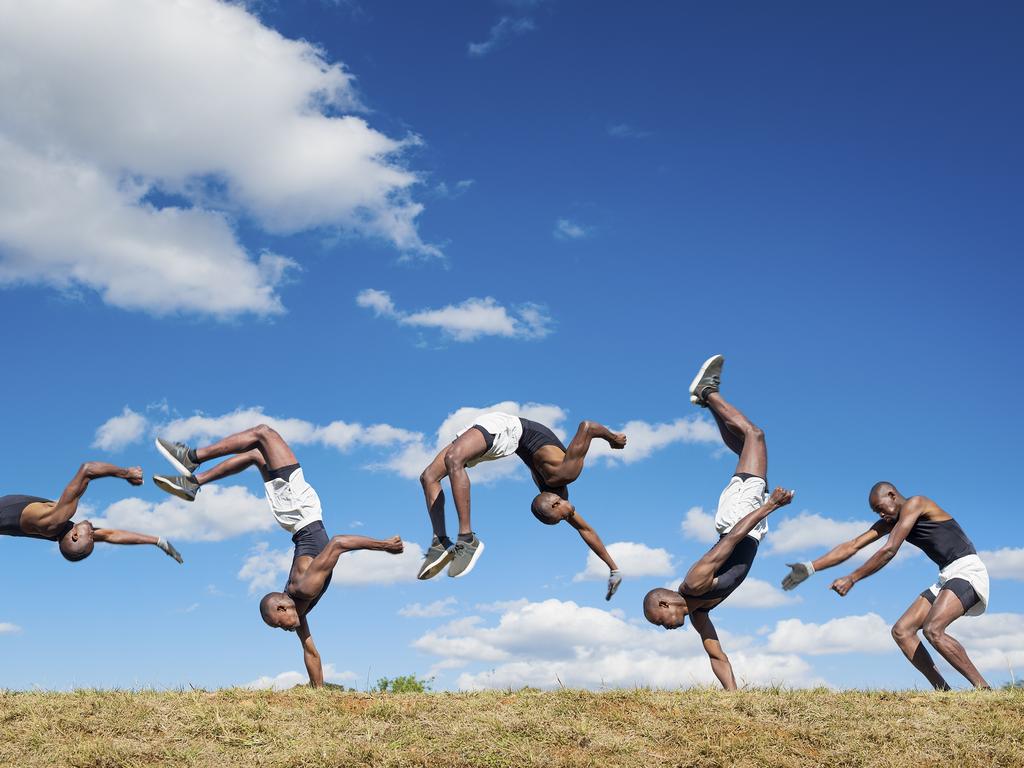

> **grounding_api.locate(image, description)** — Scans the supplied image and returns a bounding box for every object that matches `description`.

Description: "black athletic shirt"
[679,536,759,612]
[0,495,71,541]
[288,520,333,614]
[906,517,976,569]
[515,418,569,497]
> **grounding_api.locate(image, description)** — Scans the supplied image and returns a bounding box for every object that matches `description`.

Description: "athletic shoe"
[416,536,455,581]
[688,354,724,407]
[447,534,485,578]
[152,474,200,502]
[155,437,198,476]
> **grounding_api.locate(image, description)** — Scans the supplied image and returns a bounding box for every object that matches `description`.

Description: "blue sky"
[1,0,1022,691]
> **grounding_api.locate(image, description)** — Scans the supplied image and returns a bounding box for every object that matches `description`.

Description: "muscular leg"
[683,491,777,593]
[420,450,450,540]
[196,449,269,486]
[705,392,766,478]
[922,591,990,688]
[195,424,297,472]
[443,429,489,536]
[891,596,951,690]
[708,409,744,456]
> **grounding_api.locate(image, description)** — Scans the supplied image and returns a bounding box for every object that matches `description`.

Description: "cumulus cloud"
[399,597,459,618]
[680,506,718,545]
[953,612,1024,672]
[88,484,273,542]
[237,540,424,593]
[244,663,356,691]
[356,289,553,342]
[553,218,589,240]
[587,417,719,466]
[574,542,675,582]
[92,407,148,451]
[413,598,821,690]
[767,613,894,655]
[717,578,802,609]
[468,16,535,57]
[0,622,22,635]
[0,0,436,319]
[979,548,1024,581]
[766,511,920,566]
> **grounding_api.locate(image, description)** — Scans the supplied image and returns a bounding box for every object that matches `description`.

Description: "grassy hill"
[1,688,1022,767]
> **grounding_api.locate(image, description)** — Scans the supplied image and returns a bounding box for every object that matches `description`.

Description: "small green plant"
[373,674,433,694]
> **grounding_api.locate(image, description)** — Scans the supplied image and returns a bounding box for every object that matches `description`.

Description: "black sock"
[187,448,200,464]
[457,532,474,542]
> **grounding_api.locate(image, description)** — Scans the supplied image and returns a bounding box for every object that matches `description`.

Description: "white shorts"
[925,554,990,617]
[455,412,524,468]
[263,466,323,534]
[715,475,768,542]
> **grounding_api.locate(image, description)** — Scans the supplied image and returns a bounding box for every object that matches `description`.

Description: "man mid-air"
[643,355,795,689]
[782,482,991,690]
[1,461,183,564]
[151,424,403,687]
[416,410,626,597]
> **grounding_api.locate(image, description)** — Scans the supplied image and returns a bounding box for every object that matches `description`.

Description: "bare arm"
[690,612,736,690]
[39,462,143,527]
[91,529,183,562]
[292,535,404,600]
[542,421,626,487]
[566,511,618,571]
[831,502,923,596]
[811,521,891,572]
[297,618,323,688]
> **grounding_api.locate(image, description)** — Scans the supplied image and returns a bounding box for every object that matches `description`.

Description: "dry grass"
[1,687,1022,768]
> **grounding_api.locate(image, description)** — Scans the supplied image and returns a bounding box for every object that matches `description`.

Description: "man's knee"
[891,622,916,645]
[743,423,765,441]
[443,448,466,473]
[922,621,946,645]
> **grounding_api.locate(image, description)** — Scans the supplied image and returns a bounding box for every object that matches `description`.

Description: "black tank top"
[0,495,70,541]
[905,517,976,569]
[679,536,759,612]
[515,419,569,496]
[288,521,333,615]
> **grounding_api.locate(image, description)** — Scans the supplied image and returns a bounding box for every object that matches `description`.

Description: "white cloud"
[767,613,894,655]
[413,598,821,690]
[719,578,802,609]
[680,506,718,545]
[237,540,425,593]
[0,0,436,319]
[399,597,459,618]
[979,548,1024,581]
[574,542,675,581]
[92,406,148,451]
[88,484,273,542]
[553,218,589,240]
[766,511,920,566]
[952,612,1024,672]
[357,289,553,342]
[607,124,652,139]
[0,622,22,635]
[468,17,535,57]
[244,663,357,691]
[587,417,719,465]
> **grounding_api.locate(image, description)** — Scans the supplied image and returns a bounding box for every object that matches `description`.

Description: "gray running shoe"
[417,536,455,580]
[155,437,198,475]
[689,354,724,407]
[153,474,200,502]
[447,534,485,578]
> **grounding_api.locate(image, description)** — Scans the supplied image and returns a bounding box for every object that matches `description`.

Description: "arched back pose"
[782,482,991,690]
[1,461,182,564]
[417,411,627,596]
[643,355,795,689]
[152,425,404,687]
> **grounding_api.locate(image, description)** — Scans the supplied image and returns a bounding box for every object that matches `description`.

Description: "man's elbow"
[79,462,99,478]
[878,547,897,562]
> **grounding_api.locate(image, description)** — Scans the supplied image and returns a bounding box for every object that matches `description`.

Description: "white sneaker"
[689,354,724,407]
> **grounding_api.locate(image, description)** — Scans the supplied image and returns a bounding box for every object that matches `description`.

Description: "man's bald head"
[259,592,299,630]
[868,481,903,520]
[643,587,688,629]
[868,481,898,504]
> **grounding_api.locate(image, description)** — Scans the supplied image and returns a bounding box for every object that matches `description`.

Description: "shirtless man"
[642,355,795,689]
[782,482,991,689]
[0,461,182,563]
[417,411,626,597]
[151,424,403,687]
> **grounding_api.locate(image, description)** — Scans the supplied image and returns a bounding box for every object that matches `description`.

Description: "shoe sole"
[152,475,197,502]
[688,354,724,405]
[417,548,455,580]
[155,438,194,476]
[448,540,485,578]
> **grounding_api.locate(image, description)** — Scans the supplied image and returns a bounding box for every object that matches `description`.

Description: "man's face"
[647,600,688,630]
[268,602,301,631]
[70,520,94,542]
[870,492,899,524]
[546,495,576,523]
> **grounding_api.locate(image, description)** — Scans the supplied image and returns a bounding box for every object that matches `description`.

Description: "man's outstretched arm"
[39,463,143,527]
[296,618,323,688]
[831,501,924,596]
[782,520,890,590]
[293,535,404,600]
[566,512,622,599]
[690,612,736,690]
[542,421,626,487]
[91,529,183,563]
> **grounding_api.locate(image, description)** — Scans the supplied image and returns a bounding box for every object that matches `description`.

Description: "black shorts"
[291,520,332,614]
[469,424,496,451]
[268,462,301,482]
[920,577,980,614]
